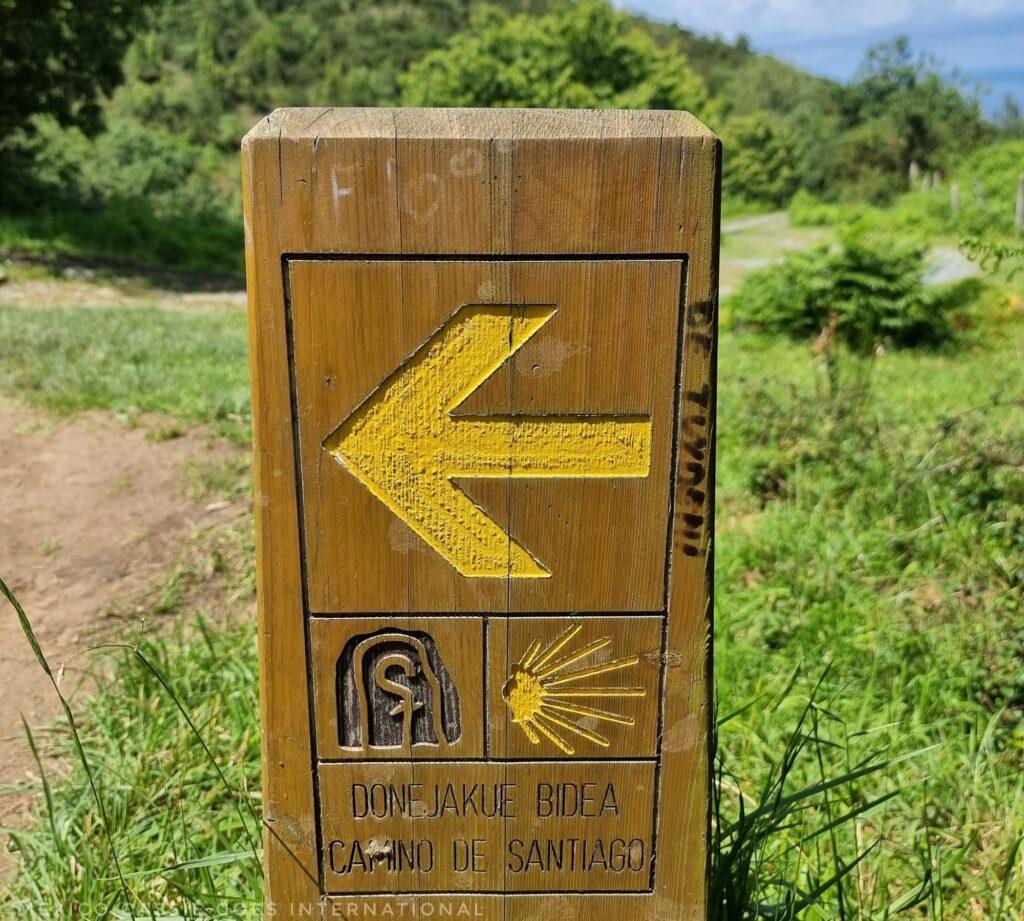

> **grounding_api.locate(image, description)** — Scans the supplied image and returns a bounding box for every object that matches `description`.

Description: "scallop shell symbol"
[501,623,646,755]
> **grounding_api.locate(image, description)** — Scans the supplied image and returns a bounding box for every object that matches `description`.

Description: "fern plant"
[731,233,976,352]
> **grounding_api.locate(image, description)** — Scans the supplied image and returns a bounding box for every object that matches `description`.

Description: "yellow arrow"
[323,305,651,578]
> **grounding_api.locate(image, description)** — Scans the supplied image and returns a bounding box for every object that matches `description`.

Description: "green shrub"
[948,139,1024,236]
[961,237,1024,279]
[84,122,202,203]
[4,116,233,210]
[730,233,976,351]
[787,189,877,227]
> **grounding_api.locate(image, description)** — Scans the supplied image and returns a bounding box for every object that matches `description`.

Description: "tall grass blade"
[98,642,262,859]
[0,574,139,918]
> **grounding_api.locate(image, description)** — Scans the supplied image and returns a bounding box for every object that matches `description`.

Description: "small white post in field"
[1016,172,1024,236]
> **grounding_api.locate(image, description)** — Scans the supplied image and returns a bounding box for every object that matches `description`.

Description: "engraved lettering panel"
[318,761,656,894]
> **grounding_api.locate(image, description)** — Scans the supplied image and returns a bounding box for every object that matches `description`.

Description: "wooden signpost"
[243,108,719,920]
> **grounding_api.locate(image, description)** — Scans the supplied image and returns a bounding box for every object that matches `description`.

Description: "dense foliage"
[0,0,1014,274]
[948,139,1024,234]
[790,138,1024,243]
[833,38,988,202]
[1,114,243,273]
[0,0,156,137]
[721,111,797,208]
[714,36,991,206]
[400,0,711,117]
[107,0,552,150]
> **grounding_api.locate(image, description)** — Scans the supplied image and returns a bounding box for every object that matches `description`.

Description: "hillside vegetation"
[2,0,1015,275]
[791,138,1024,242]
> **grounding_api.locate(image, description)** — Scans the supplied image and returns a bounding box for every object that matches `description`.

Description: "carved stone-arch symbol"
[336,629,461,751]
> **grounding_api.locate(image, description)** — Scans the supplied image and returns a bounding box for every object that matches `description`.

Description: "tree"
[722,112,797,207]
[824,116,907,203]
[399,0,713,120]
[0,0,157,138]
[841,37,987,179]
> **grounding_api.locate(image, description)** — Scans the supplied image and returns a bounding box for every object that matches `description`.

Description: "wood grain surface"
[242,107,719,921]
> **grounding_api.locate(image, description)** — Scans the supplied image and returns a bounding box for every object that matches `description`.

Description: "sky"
[622,0,1024,115]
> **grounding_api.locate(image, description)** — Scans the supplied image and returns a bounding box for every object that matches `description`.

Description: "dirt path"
[720,212,831,295]
[722,212,790,234]
[0,399,247,833]
[925,246,982,284]
[0,275,245,312]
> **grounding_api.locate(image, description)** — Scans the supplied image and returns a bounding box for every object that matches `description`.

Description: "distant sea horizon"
[625,2,1024,117]
[742,20,1024,117]
[969,67,1024,115]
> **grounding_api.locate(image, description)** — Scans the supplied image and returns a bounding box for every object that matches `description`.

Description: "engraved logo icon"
[337,630,461,751]
[502,623,646,754]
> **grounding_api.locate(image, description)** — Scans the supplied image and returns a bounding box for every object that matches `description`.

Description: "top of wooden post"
[241,107,719,258]
[243,106,717,144]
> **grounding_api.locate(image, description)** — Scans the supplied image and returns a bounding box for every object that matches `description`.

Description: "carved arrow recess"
[323,304,652,578]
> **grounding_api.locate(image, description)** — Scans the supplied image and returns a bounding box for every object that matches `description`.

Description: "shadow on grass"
[0,197,244,284]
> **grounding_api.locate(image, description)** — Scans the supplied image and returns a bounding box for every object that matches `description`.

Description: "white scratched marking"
[330,168,354,205]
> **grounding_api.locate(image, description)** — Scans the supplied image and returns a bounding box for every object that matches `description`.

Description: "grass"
[182,455,252,502]
[1,271,1023,916]
[714,326,1024,916]
[2,611,264,920]
[1,515,261,919]
[0,304,251,443]
[0,201,244,277]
